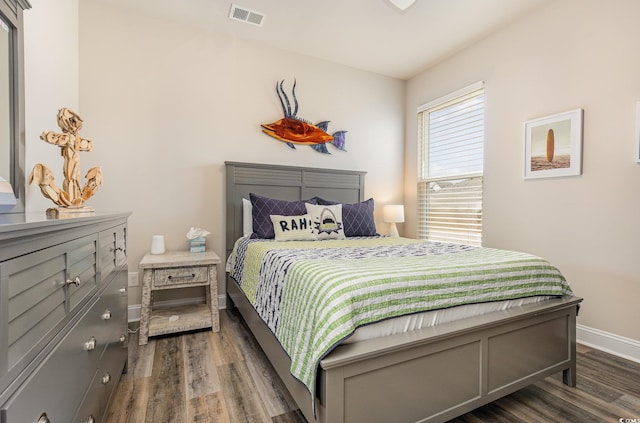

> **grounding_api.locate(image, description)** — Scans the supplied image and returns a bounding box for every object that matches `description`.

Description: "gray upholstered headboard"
[224,161,366,260]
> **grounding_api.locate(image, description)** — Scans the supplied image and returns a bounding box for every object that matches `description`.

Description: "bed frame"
[224,161,582,423]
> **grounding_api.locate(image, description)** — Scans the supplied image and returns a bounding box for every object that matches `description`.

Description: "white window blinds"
[417,82,484,246]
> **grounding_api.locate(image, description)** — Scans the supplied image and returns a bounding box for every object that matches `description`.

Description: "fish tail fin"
[310,144,331,154]
[331,131,347,151]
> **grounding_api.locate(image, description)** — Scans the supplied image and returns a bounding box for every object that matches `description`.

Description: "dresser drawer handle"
[101,309,112,320]
[101,372,111,385]
[167,273,196,280]
[37,412,50,423]
[84,336,97,351]
[119,287,127,294]
[66,276,81,287]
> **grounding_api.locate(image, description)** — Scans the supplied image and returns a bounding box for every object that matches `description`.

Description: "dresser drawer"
[73,339,127,423]
[72,271,127,423]
[1,298,104,423]
[98,224,127,287]
[152,265,209,288]
[68,239,99,311]
[0,235,97,394]
[91,283,127,359]
[96,269,128,358]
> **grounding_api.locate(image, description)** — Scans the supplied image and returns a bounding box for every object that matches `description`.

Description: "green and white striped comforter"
[229,236,572,403]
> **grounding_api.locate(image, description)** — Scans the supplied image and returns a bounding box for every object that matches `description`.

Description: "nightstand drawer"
[153,266,209,287]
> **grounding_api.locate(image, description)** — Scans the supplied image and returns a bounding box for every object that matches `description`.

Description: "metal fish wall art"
[261,80,347,154]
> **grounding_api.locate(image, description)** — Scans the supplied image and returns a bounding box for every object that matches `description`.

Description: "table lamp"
[383,204,404,237]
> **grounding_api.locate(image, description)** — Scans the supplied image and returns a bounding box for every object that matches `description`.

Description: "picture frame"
[524,109,583,179]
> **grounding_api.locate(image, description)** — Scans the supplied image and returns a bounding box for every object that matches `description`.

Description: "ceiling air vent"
[228,4,266,27]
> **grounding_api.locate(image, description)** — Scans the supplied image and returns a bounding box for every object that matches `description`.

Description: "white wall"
[20,0,639,350]
[75,2,405,305]
[24,0,80,212]
[406,0,640,342]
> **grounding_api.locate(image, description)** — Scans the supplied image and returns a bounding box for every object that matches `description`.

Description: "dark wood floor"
[106,309,640,423]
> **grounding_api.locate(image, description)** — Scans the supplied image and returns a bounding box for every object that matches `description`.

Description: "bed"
[224,161,582,423]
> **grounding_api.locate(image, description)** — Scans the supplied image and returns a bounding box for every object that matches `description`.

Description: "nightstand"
[138,250,220,345]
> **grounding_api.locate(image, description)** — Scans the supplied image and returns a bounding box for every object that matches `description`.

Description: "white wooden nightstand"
[138,250,220,345]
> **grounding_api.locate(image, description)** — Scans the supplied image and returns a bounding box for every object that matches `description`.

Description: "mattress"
[341,295,554,344]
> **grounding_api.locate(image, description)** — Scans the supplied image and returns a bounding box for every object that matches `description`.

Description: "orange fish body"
[262,80,347,154]
[261,118,333,145]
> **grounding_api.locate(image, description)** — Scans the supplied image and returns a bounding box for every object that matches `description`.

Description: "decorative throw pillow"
[270,214,316,241]
[250,193,318,239]
[305,203,346,240]
[314,197,377,237]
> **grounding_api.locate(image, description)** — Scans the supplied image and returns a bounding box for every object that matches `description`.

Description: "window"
[417,82,484,246]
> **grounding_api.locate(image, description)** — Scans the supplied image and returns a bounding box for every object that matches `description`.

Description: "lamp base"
[389,223,400,238]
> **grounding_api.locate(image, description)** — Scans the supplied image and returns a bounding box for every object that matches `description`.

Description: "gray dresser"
[0,212,130,423]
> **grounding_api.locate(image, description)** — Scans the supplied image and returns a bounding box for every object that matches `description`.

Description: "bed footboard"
[227,280,581,423]
[319,296,580,423]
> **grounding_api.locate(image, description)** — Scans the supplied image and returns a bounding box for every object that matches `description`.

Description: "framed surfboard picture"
[524,109,583,179]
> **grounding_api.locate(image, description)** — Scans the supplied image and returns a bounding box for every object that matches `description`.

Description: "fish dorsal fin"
[292,79,299,117]
[316,121,330,132]
[278,80,292,117]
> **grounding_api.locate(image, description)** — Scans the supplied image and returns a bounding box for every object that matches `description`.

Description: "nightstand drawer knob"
[66,276,81,287]
[119,288,127,294]
[84,336,97,351]
[85,415,95,423]
[120,334,127,343]
[37,413,50,423]
[101,309,111,320]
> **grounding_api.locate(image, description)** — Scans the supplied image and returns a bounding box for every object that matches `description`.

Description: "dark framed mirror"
[0,0,30,213]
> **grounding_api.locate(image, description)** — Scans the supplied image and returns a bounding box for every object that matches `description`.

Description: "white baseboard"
[577,324,640,363]
[219,294,227,310]
[128,295,228,322]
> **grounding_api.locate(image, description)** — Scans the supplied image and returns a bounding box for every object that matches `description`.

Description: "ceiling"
[100,0,554,80]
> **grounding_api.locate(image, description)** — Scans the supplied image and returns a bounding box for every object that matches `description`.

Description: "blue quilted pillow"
[250,193,318,239]
[314,197,377,237]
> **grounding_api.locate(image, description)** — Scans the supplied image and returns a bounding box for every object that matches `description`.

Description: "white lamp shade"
[383,205,405,223]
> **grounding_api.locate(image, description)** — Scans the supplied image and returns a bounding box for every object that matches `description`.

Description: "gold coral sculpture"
[29,108,103,213]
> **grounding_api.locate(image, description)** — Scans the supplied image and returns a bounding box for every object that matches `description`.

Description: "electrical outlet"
[128,272,139,287]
